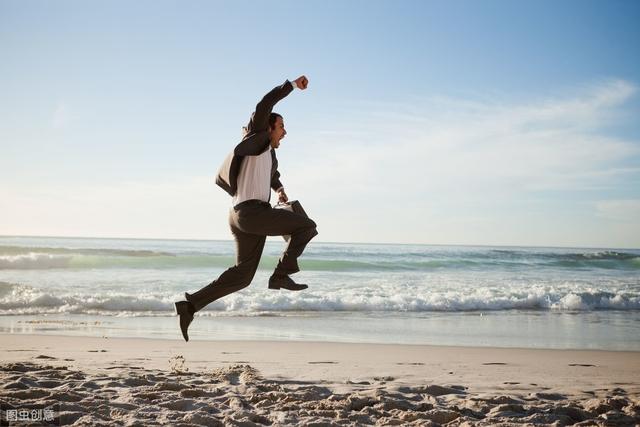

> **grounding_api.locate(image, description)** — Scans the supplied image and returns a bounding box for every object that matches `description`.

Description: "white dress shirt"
[231,79,297,206]
[233,148,273,206]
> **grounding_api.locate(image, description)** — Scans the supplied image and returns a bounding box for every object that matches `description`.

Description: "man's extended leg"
[176,220,266,342]
[187,225,266,312]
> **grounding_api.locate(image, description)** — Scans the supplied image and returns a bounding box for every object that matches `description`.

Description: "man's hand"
[294,75,309,90]
[277,188,289,203]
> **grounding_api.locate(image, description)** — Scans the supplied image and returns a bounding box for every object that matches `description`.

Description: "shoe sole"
[268,285,308,291]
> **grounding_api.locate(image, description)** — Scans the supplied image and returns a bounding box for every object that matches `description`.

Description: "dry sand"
[1,333,639,426]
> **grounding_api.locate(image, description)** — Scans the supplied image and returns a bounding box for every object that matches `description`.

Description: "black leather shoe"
[268,274,308,291]
[175,301,195,342]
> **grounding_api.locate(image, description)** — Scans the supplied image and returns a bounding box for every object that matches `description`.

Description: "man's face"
[269,116,286,149]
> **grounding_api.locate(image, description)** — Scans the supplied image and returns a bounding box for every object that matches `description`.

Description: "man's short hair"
[269,113,282,129]
[242,112,284,137]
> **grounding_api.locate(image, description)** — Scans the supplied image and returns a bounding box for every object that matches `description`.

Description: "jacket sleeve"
[233,131,271,157]
[270,149,283,191]
[271,169,283,192]
[245,80,294,134]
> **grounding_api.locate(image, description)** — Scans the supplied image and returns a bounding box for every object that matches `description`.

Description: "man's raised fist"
[294,75,309,90]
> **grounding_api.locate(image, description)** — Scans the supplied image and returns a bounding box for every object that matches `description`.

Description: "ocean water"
[1,236,639,350]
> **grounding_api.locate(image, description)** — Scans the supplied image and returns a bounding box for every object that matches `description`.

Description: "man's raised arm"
[247,76,309,134]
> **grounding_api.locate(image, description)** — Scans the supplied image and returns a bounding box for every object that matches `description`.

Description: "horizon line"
[0,234,638,251]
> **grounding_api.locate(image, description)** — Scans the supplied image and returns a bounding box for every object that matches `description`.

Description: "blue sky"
[1,0,639,247]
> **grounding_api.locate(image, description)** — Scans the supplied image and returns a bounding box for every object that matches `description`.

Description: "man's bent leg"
[187,225,266,312]
[274,221,318,275]
[236,204,317,276]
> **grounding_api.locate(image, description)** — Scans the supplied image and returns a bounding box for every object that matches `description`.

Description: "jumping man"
[175,76,318,341]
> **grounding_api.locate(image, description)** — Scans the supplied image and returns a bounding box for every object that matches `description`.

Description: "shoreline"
[3,330,640,353]
[3,311,640,352]
[2,333,639,425]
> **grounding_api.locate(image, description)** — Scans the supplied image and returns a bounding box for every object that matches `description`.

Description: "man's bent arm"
[248,80,294,134]
[271,169,283,193]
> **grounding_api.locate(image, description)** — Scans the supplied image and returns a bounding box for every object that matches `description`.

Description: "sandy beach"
[1,333,639,426]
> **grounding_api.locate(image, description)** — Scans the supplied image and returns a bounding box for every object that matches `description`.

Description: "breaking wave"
[1,281,638,316]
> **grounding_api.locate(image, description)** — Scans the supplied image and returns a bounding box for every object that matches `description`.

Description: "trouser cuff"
[274,262,300,276]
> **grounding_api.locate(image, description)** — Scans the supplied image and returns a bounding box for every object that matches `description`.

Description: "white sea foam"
[1,284,639,316]
[0,253,71,269]
[554,292,639,310]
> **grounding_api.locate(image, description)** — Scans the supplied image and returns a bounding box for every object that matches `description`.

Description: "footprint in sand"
[308,361,338,364]
[396,362,425,366]
[36,379,63,388]
[534,392,566,400]
[346,380,371,385]
[0,362,55,373]
[568,363,596,367]
[87,350,108,353]
[3,381,29,390]
[35,355,57,360]
[105,365,143,370]
[503,381,520,385]
[122,377,153,387]
[482,362,507,365]
[399,384,465,396]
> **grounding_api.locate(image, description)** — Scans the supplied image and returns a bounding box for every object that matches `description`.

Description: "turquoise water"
[1,236,639,350]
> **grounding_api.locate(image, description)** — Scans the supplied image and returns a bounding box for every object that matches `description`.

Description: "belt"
[233,199,270,211]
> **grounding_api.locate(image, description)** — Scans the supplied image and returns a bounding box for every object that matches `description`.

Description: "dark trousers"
[188,200,318,312]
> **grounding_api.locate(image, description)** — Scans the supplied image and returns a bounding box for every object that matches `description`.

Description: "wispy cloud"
[287,79,639,196]
[279,78,640,245]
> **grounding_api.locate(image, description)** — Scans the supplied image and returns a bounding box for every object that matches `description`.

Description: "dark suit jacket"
[216,80,293,197]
